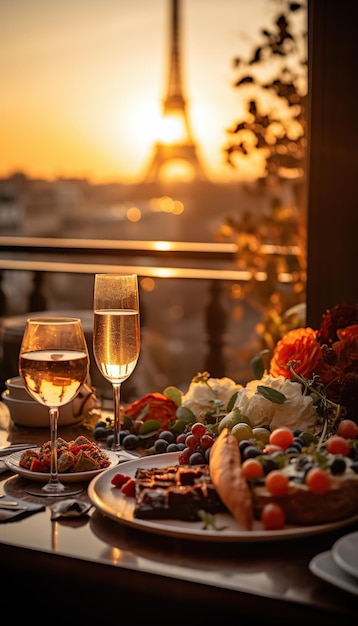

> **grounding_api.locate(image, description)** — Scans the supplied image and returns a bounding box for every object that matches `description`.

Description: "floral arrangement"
[97,303,357,451]
[268,303,358,423]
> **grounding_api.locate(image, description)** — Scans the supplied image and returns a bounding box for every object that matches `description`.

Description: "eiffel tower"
[143,0,207,183]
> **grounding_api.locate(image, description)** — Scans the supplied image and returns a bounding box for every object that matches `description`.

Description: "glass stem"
[49,407,59,483]
[112,383,121,451]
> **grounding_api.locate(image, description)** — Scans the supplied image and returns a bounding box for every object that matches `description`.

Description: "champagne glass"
[19,317,89,497]
[93,274,140,451]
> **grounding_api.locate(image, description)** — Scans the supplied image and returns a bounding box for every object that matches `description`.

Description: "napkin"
[50,498,92,520]
[0,497,45,523]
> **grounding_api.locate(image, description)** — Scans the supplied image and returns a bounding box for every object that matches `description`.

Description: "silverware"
[0,500,27,509]
[0,444,37,457]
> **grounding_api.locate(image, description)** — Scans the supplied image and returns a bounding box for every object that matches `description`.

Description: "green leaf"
[256,385,286,404]
[170,419,189,434]
[251,355,265,379]
[175,406,196,422]
[163,386,182,407]
[300,431,318,446]
[226,392,238,411]
[123,413,134,431]
[251,350,270,379]
[138,419,162,435]
[197,509,227,531]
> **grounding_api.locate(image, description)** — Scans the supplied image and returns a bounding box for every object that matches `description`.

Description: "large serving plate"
[88,452,358,542]
[5,449,119,483]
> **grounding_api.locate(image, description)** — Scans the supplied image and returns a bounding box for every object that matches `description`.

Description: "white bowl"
[5,376,34,401]
[2,376,100,427]
[1,391,85,427]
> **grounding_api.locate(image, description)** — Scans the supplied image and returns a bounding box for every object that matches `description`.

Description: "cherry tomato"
[269,427,294,450]
[325,435,350,456]
[242,458,264,479]
[337,419,358,439]
[305,467,331,494]
[261,503,286,530]
[265,470,289,496]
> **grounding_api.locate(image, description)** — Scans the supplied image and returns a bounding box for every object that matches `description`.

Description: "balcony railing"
[0,236,301,399]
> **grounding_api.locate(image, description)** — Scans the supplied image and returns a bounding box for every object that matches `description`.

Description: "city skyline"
[1,0,279,185]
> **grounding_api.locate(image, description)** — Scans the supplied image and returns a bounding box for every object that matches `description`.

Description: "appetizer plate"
[5,449,119,483]
[88,453,358,542]
[332,531,358,579]
[309,550,358,596]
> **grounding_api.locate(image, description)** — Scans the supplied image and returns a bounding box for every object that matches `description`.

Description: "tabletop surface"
[1,402,357,623]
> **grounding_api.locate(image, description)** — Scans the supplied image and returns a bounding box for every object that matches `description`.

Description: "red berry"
[200,434,214,449]
[111,472,132,487]
[121,478,136,497]
[178,448,191,465]
[185,434,199,449]
[191,422,206,438]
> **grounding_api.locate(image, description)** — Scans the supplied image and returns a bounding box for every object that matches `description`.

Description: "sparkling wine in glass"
[93,274,140,451]
[19,317,89,497]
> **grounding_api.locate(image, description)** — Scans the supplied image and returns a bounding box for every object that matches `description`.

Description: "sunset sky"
[1,0,293,184]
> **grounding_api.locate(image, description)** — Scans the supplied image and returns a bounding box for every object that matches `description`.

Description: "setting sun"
[1,0,281,184]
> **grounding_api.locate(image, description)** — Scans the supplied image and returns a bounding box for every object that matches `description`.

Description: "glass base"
[25,483,83,497]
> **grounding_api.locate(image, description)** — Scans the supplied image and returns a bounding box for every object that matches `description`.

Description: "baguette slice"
[209,427,253,530]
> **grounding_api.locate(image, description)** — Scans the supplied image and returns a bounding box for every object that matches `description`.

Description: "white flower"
[181,377,243,419]
[233,374,318,432]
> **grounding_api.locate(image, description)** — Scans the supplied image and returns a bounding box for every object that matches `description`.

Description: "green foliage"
[256,385,286,404]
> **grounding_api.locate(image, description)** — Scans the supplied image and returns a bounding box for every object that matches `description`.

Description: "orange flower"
[270,327,322,379]
[124,392,178,430]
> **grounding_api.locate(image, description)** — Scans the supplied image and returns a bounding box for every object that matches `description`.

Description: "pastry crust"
[209,427,253,530]
[252,477,358,525]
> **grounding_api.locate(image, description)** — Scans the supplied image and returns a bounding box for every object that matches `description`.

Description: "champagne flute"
[19,317,89,497]
[93,274,140,451]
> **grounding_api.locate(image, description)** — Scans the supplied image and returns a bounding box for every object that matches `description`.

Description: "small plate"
[332,531,358,579]
[309,550,358,596]
[5,449,119,483]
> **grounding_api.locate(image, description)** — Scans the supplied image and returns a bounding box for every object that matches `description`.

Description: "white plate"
[5,449,119,483]
[332,531,358,579]
[87,452,358,542]
[309,550,358,596]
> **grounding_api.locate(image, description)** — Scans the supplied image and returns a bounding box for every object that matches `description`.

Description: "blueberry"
[154,438,169,453]
[160,430,176,444]
[106,434,115,448]
[241,445,262,460]
[238,439,252,455]
[331,457,346,475]
[93,426,107,440]
[189,452,206,465]
[262,457,279,474]
[119,429,130,444]
[123,434,141,450]
[167,443,180,453]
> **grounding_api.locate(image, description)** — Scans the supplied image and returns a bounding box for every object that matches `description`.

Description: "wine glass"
[19,317,89,497]
[93,273,140,451]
